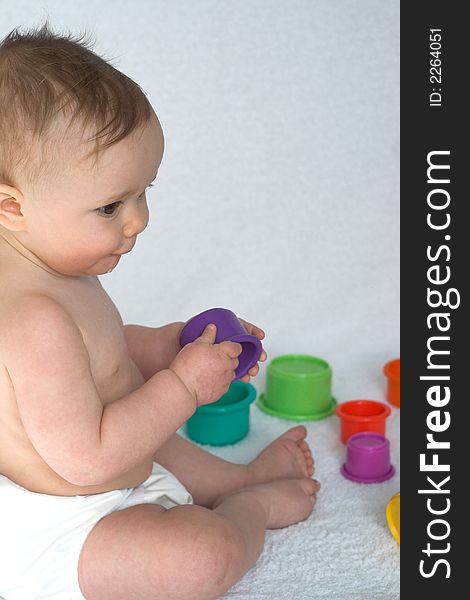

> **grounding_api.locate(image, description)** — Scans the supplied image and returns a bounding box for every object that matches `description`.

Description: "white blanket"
[179,391,400,600]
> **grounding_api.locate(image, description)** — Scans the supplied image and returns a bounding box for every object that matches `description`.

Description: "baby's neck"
[0,227,65,279]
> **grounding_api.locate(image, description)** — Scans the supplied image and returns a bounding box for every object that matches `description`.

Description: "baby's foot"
[247,425,315,486]
[214,478,320,529]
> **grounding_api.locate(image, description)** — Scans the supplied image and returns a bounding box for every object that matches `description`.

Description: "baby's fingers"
[195,323,217,344]
[220,340,243,357]
[248,364,259,377]
[239,363,260,383]
[239,318,265,340]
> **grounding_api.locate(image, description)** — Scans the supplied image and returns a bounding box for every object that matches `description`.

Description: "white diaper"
[0,462,193,600]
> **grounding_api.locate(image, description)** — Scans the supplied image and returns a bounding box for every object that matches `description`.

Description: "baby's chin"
[55,254,122,277]
[85,254,121,275]
[101,254,122,274]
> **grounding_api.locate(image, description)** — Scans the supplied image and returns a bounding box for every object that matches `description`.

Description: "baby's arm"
[123,322,184,381]
[3,296,195,486]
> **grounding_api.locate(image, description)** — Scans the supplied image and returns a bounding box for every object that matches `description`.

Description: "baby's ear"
[0,186,27,231]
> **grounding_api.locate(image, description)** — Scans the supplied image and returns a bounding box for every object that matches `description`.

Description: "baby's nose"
[123,204,149,238]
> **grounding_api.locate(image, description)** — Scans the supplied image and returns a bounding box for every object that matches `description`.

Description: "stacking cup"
[256,354,336,420]
[179,307,263,380]
[185,380,256,446]
[383,358,400,407]
[386,492,400,544]
[335,400,391,444]
[341,432,395,483]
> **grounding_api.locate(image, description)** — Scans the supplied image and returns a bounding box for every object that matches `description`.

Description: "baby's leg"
[153,432,250,507]
[78,478,318,600]
[154,426,315,508]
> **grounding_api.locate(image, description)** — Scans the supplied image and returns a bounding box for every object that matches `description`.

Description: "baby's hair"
[0,19,153,191]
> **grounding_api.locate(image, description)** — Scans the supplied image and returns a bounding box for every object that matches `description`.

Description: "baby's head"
[0,20,164,277]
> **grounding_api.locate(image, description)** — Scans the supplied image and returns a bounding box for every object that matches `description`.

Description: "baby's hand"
[169,324,242,406]
[237,317,267,383]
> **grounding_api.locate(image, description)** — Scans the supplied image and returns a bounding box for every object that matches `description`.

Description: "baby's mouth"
[116,240,136,255]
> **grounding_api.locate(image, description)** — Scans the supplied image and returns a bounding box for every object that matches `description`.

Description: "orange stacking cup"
[383,358,400,407]
[335,400,391,444]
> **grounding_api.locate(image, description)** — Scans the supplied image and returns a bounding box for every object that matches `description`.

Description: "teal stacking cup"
[185,380,257,446]
[256,354,337,420]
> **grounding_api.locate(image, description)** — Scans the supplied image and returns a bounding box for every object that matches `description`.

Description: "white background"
[2,1,400,390]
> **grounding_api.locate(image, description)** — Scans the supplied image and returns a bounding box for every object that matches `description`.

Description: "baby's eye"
[97,201,122,218]
[136,183,154,201]
[97,183,154,218]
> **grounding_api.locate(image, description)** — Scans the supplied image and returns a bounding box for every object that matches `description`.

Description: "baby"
[0,22,319,600]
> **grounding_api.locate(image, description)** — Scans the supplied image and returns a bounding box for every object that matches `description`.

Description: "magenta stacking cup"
[341,432,395,484]
[179,307,263,380]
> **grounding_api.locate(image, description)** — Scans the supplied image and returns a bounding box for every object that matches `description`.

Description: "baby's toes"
[304,479,320,503]
[300,442,313,460]
[294,451,308,475]
[300,478,318,496]
[305,456,314,476]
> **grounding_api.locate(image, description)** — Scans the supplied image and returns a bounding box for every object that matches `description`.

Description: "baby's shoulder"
[1,290,62,319]
[0,293,79,359]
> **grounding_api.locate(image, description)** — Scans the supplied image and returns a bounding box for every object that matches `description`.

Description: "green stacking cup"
[185,380,257,446]
[256,354,337,420]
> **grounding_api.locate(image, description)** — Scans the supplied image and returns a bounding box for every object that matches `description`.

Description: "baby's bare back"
[0,248,153,496]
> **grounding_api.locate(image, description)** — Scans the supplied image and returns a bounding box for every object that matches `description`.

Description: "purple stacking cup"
[179,308,263,380]
[341,432,395,484]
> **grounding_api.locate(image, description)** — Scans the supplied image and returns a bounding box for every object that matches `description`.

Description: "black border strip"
[401,3,466,596]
